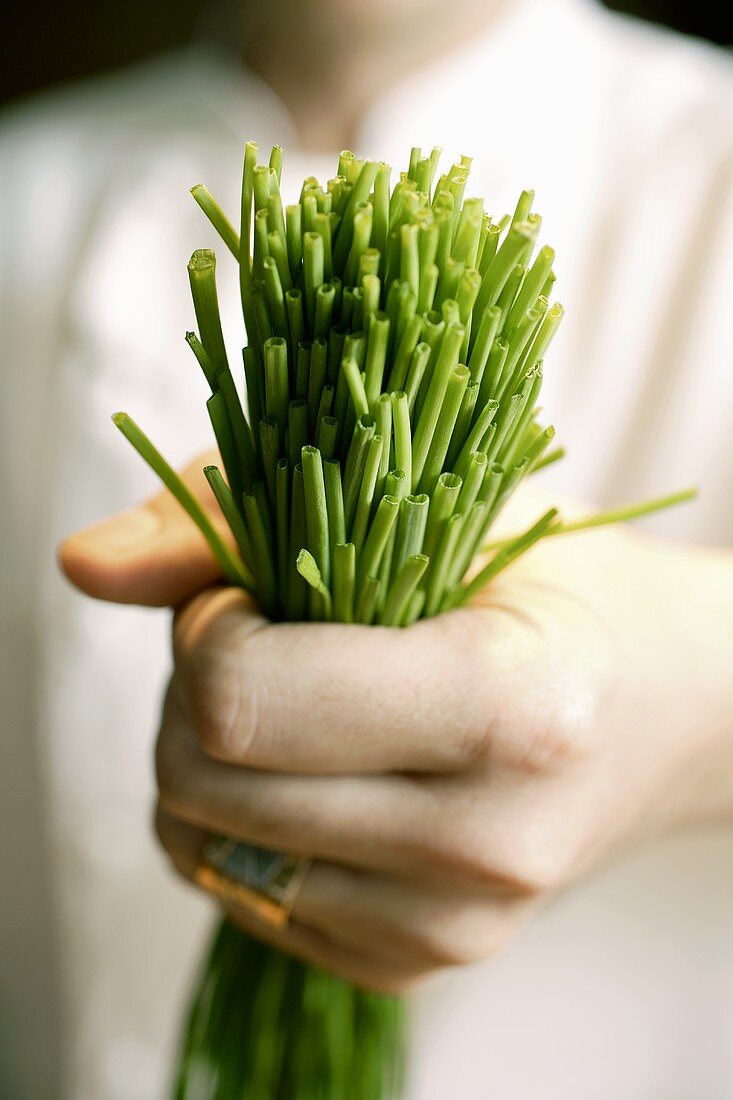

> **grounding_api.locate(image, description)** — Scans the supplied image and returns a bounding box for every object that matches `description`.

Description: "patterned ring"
[195,835,312,929]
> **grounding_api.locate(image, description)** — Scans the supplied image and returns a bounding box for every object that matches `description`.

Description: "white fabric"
[1,1,732,1095]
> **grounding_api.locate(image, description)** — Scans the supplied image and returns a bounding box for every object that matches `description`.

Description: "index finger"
[173,587,495,774]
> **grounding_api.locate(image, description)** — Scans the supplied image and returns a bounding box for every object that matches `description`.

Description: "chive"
[343,415,376,533]
[476,338,508,412]
[318,414,338,459]
[243,345,264,436]
[401,587,426,627]
[185,331,218,392]
[315,283,336,340]
[263,257,288,340]
[188,250,229,375]
[364,312,390,406]
[259,418,280,505]
[411,322,464,489]
[385,315,423,393]
[288,399,309,471]
[444,499,489,593]
[380,554,429,627]
[216,369,256,492]
[301,445,330,587]
[324,458,346,551]
[467,305,501,382]
[350,434,383,554]
[356,494,400,586]
[355,575,381,625]
[418,365,470,494]
[332,542,356,623]
[242,489,278,615]
[445,380,479,469]
[303,231,325,330]
[285,204,303,278]
[307,338,328,430]
[403,342,431,417]
[295,341,311,400]
[342,357,370,420]
[391,391,412,490]
[275,458,289,592]
[287,464,308,618]
[372,393,393,499]
[286,290,305,366]
[264,337,289,432]
[423,471,462,562]
[424,511,463,615]
[206,390,242,502]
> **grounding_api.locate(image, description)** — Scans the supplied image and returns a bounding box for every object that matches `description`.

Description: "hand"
[60,459,733,993]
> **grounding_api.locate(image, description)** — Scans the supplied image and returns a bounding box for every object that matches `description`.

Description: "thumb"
[58,451,227,607]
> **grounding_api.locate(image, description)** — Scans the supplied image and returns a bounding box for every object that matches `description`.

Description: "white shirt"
[1,0,732,1096]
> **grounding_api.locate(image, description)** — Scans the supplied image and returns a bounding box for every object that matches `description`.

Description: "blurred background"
[2,0,729,109]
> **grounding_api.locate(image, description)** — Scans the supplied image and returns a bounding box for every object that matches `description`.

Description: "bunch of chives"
[114,143,693,1100]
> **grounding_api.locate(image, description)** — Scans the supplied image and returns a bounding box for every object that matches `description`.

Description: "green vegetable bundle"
[114,142,692,1098]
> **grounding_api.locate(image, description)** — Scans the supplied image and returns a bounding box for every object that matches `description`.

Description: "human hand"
[60,459,733,992]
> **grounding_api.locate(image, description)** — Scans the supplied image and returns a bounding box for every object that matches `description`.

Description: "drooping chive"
[190,185,240,259]
[364,312,390,406]
[216,364,256,493]
[206,389,242,502]
[306,338,328,430]
[467,304,502,381]
[385,315,423,393]
[343,414,376,534]
[112,415,252,588]
[262,257,288,340]
[275,458,289,591]
[424,510,463,616]
[301,445,330,587]
[264,337,289,432]
[296,550,332,621]
[423,471,462,562]
[380,554,429,627]
[295,340,311,400]
[356,494,400,586]
[203,465,255,581]
[403,342,432,417]
[242,489,278,615]
[418,365,470,494]
[288,399,309,471]
[303,231,325,330]
[350,434,383,553]
[185,331,218,392]
[390,494,429,582]
[391,391,412,490]
[324,458,346,551]
[287,464,308,618]
[354,575,381,625]
[342,357,370,420]
[332,542,356,623]
[188,249,229,375]
[411,322,464,489]
[453,508,559,608]
[533,445,565,472]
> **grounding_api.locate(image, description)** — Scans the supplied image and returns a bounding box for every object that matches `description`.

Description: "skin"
[59,458,733,994]
[236,0,508,150]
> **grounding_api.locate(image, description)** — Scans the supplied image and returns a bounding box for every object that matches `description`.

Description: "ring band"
[195,836,311,929]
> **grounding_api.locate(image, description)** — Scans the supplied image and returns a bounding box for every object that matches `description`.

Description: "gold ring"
[194,836,311,929]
